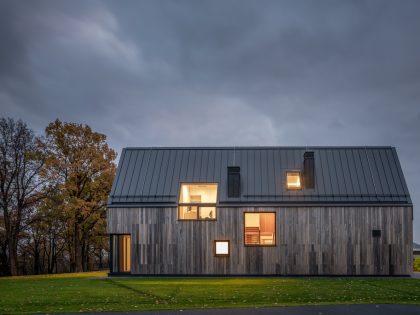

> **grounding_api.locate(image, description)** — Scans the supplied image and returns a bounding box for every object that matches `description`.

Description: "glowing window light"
[214,241,229,256]
[287,172,301,189]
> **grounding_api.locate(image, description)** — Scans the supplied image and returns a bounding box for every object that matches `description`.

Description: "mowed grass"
[1,271,420,314]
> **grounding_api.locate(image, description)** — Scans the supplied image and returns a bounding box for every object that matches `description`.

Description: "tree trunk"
[71,221,83,272]
[33,240,40,275]
[3,211,13,276]
[8,237,18,276]
[0,242,9,276]
[48,237,56,274]
[99,246,103,269]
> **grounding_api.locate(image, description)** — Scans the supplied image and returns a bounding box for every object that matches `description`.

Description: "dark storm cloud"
[1,0,420,240]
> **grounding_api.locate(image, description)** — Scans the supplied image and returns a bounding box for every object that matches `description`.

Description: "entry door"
[111,235,131,273]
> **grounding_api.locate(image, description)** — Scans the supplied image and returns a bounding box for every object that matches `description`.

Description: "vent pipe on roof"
[303,152,315,189]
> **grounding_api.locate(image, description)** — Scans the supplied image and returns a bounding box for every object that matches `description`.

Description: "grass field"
[1,271,420,314]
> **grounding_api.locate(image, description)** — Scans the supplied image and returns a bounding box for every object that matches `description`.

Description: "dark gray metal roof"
[108,146,411,206]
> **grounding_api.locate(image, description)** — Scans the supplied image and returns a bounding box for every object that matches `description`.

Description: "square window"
[286,172,301,189]
[214,240,230,256]
[199,206,216,220]
[178,206,198,220]
[244,212,276,246]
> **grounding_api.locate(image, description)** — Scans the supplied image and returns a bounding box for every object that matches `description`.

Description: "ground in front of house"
[0,271,420,314]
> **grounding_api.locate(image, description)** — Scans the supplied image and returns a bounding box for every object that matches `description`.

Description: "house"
[107,146,413,275]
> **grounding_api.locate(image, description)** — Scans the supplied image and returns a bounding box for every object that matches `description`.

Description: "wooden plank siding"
[107,206,413,275]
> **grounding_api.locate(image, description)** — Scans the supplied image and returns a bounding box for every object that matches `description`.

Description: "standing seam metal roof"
[108,146,411,206]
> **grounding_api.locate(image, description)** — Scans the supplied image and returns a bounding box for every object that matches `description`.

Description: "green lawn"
[1,271,420,314]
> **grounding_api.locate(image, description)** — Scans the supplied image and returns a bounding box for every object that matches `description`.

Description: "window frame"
[285,170,302,190]
[178,182,219,221]
[243,211,277,247]
[213,240,230,257]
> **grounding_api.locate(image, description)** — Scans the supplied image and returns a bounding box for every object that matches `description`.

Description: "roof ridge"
[124,146,396,150]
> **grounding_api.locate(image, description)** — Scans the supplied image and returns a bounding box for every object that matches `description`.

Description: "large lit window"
[214,240,230,256]
[286,171,301,189]
[111,235,131,273]
[244,212,276,246]
[178,183,218,220]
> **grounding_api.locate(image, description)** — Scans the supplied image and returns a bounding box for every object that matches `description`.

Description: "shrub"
[414,258,420,272]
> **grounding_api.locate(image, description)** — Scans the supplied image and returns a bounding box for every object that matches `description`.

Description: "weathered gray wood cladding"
[107,206,413,275]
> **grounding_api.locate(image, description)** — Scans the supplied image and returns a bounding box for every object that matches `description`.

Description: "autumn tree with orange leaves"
[42,120,116,272]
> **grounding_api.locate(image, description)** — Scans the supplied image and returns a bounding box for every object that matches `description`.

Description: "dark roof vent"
[372,229,381,237]
[228,166,240,198]
[303,151,315,189]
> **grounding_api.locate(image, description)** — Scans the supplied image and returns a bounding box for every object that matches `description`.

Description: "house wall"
[107,206,413,275]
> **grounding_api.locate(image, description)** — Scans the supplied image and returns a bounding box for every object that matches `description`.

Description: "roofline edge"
[107,202,413,208]
[122,146,396,150]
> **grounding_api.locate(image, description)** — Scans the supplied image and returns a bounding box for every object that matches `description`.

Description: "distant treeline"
[0,118,116,276]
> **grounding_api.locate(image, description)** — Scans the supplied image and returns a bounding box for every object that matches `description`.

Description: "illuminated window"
[178,183,217,220]
[214,240,230,256]
[111,235,131,273]
[286,171,301,189]
[244,212,276,246]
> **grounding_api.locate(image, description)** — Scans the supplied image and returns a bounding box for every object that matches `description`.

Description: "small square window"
[372,229,381,237]
[286,172,301,189]
[214,240,230,256]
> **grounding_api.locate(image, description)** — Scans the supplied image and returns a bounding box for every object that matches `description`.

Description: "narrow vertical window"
[111,234,131,273]
[244,212,276,246]
[228,167,241,198]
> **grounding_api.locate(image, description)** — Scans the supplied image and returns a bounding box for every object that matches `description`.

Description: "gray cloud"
[1,0,420,241]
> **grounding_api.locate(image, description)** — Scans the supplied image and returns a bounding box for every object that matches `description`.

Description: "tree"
[20,195,68,274]
[42,120,116,272]
[0,118,46,275]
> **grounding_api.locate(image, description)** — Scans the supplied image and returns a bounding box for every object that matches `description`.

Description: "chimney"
[303,152,315,189]
[227,166,241,198]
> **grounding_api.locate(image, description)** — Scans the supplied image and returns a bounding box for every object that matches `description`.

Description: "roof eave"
[107,201,413,208]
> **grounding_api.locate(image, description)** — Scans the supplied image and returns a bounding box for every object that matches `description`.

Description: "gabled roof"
[108,146,411,206]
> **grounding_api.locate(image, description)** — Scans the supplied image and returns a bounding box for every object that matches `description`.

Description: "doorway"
[111,234,131,273]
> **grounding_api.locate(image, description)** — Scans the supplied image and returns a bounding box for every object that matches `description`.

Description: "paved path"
[411,272,420,279]
[60,304,420,315]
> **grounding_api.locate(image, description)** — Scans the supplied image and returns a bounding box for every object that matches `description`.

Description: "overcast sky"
[1,0,419,241]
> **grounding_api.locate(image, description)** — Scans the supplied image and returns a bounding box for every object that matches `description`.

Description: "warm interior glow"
[179,206,198,220]
[245,213,275,245]
[199,207,216,219]
[215,241,229,255]
[179,184,218,220]
[179,184,218,203]
[118,235,131,272]
[287,172,301,189]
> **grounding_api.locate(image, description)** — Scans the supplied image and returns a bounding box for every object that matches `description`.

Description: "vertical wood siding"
[107,206,412,275]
